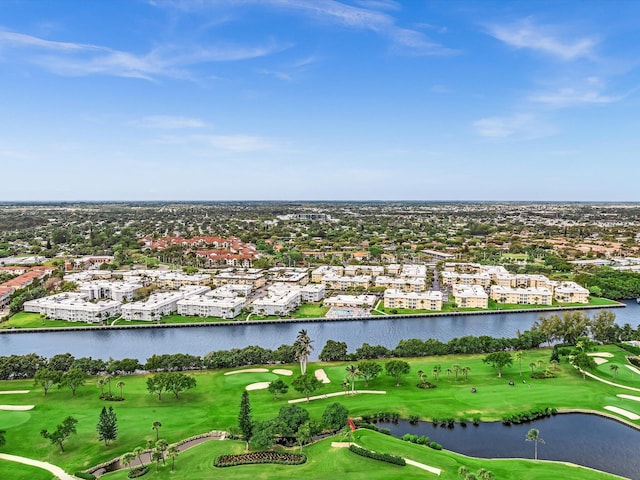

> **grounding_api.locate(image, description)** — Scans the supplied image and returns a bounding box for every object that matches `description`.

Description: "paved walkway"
[0,453,77,480]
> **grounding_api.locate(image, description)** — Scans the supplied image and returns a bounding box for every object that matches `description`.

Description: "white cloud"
[473,113,556,140]
[0,30,285,80]
[486,18,597,60]
[155,133,277,153]
[529,87,622,107]
[133,116,208,129]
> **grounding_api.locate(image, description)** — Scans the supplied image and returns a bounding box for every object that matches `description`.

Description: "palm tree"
[294,329,313,375]
[525,428,545,460]
[446,368,452,378]
[417,370,426,385]
[477,468,495,480]
[550,359,559,371]
[537,359,545,369]
[133,446,145,468]
[515,351,524,377]
[432,365,441,382]
[462,366,471,381]
[610,364,619,379]
[121,452,135,473]
[117,381,125,399]
[167,445,179,472]
[529,362,536,375]
[156,439,168,465]
[151,449,163,472]
[97,377,106,396]
[341,379,349,394]
[345,364,360,394]
[452,364,461,381]
[152,421,162,441]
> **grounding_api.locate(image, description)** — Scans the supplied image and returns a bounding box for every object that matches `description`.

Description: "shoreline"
[0,302,625,335]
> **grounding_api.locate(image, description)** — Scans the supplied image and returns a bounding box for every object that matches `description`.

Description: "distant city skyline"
[1,0,639,201]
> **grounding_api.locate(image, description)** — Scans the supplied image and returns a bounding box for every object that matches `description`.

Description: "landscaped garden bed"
[214,451,307,467]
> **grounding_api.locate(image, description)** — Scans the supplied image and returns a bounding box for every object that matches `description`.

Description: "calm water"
[377,414,640,479]
[0,302,637,361]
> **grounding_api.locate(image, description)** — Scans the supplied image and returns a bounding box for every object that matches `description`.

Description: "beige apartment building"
[375,276,426,292]
[554,281,590,303]
[383,289,443,311]
[490,285,553,306]
[452,285,489,309]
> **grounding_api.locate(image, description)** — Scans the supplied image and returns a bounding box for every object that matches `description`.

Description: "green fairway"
[0,345,638,479]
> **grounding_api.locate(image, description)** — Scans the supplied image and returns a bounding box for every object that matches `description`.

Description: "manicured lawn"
[0,312,95,329]
[0,459,55,480]
[0,345,638,479]
[291,303,330,318]
[99,429,620,480]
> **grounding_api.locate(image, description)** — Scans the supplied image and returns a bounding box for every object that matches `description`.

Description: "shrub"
[408,415,419,425]
[416,381,437,389]
[530,369,556,379]
[348,445,405,466]
[214,452,307,467]
[416,435,430,445]
[128,466,149,478]
[472,416,481,426]
[428,441,442,450]
[402,434,418,443]
[378,427,391,436]
[459,417,468,427]
[74,473,96,480]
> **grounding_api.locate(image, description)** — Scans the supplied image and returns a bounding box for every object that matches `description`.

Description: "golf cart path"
[0,453,77,480]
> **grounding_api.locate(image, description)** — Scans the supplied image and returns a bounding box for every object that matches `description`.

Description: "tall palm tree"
[151,449,163,472]
[152,421,162,441]
[133,446,145,468]
[462,366,471,381]
[417,370,426,385]
[117,381,125,399]
[529,362,536,375]
[432,365,441,382]
[167,445,179,472]
[156,439,168,465]
[515,351,524,377]
[294,329,313,374]
[610,364,619,379]
[121,452,135,473]
[452,364,461,381]
[525,428,545,460]
[345,364,360,394]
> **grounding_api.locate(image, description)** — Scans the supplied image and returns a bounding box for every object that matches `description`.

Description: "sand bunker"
[617,394,640,402]
[588,352,614,358]
[0,390,29,395]
[245,382,271,391]
[593,358,608,365]
[314,368,331,384]
[289,390,386,404]
[272,369,293,376]
[603,405,640,420]
[625,364,640,375]
[0,405,34,411]
[224,368,269,376]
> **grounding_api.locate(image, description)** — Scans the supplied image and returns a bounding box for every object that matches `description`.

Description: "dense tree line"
[531,310,637,345]
[575,267,640,299]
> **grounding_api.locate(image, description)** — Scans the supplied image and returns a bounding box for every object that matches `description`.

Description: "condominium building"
[23,293,121,323]
[554,282,590,304]
[375,276,426,292]
[324,294,377,308]
[494,274,554,290]
[212,268,266,289]
[441,271,491,288]
[311,266,344,283]
[383,289,443,311]
[452,285,489,309]
[400,265,428,278]
[490,285,553,306]
[267,267,310,285]
[300,284,326,302]
[344,265,385,277]
[251,289,301,316]
[321,274,371,290]
[79,280,143,303]
[177,295,244,319]
[121,286,209,321]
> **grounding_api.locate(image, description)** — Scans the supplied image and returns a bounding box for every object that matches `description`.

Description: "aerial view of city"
[2,1,640,480]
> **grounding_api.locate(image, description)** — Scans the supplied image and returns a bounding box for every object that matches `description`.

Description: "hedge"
[74,473,96,480]
[214,452,307,467]
[128,465,150,478]
[348,445,405,466]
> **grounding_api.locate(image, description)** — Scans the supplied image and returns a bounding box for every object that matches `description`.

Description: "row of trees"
[531,310,633,345]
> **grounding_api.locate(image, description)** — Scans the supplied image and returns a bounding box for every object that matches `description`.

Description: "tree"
[156,439,168,465]
[133,446,145,468]
[146,375,166,400]
[345,364,360,394]
[292,373,322,402]
[515,351,524,377]
[322,402,349,430]
[267,378,289,400]
[385,360,410,386]
[610,364,620,379]
[40,416,78,452]
[432,364,442,382]
[357,361,382,387]
[165,372,196,399]
[152,421,162,441]
[526,428,545,460]
[483,352,513,378]
[151,448,163,472]
[572,352,597,379]
[238,391,253,451]
[0,429,5,448]
[296,421,312,451]
[294,330,313,374]
[319,340,348,361]
[59,368,86,396]
[462,366,471,381]
[97,406,118,446]
[117,381,125,399]
[34,368,61,396]
[121,452,135,473]
[529,362,537,375]
[167,445,179,472]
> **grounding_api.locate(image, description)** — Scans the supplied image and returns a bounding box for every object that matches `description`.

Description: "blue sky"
[1,0,639,201]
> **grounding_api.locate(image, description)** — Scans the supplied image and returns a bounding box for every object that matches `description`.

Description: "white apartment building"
[120,285,209,321]
[324,294,377,308]
[251,289,301,316]
[321,274,371,290]
[383,289,442,311]
[268,267,309,285]
[375,276,426,292]
[311,266,344,283]
[212,268,266,289]
[300,284,326,302]
[208,284,252,299]
[490,285,553,306]
[24,293,121,323]
[177,295,244,319]
[400,265,428,278]
[452,284,489,309]
[79,280,143,303]
[344,265,385,277]
[554,282,590,303]
[441,271,491,288]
